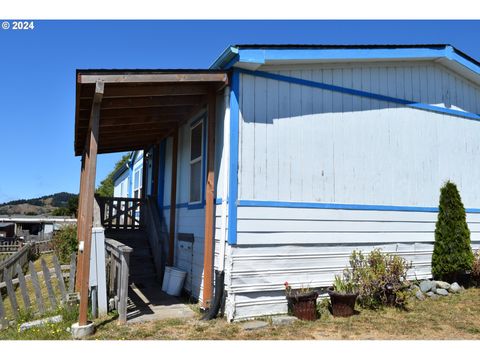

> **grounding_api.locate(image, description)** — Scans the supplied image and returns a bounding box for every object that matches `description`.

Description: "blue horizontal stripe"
[238,200,480,213]
[237,69,480,122]
[161,198,223,210]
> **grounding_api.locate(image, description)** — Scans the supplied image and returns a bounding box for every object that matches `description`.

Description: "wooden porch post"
[152,144,160,198]
[78,81,103,326]
[168,128,179,266]
[202,92,216,307]
[140,148,149,228]
[142,148,148,199]
[75,154,87,292]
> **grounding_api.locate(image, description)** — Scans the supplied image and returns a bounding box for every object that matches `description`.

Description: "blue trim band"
[163,199,217,210]
[222,54,240,70]
[127,157,133,198]
[228,70,240,245]
[446,46,480,77]
[237,69,480,122]
[238,199,480,213]
[260,47,446,63]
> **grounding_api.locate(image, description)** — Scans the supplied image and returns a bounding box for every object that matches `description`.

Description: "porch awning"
[74,69,229,156]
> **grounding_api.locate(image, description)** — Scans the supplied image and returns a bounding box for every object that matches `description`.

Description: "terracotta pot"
[286,291,318,321]
[327,287,358,317]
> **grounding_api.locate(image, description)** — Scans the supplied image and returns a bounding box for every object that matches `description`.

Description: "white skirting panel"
[162,207,206,302]
[224,206,480,321]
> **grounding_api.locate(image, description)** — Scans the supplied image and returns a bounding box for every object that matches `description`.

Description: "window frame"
[188,117,204,205]
[133,166,143,199]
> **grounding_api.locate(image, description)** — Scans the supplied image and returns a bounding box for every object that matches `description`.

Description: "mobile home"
[79,44,480,321]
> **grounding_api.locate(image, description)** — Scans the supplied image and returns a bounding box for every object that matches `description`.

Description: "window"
[189,120,203,203]
[133,167,142,199]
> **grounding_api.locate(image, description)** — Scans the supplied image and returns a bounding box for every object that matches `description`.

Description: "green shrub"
[432,181,474,281]
[472,250,480,286]
[52,224,78,264]
[342,249,411,309]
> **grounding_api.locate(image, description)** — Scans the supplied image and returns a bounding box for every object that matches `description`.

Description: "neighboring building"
[113,150,144,199]
[0,216,76,240]
[0,223,15,238]
[83,44,480,321]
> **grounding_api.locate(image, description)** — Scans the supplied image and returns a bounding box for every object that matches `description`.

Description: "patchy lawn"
[2,287,480,340]
[90,288,480,340]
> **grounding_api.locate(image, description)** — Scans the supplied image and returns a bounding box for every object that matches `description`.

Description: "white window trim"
[133,167,142,199]
[189,118,204,205]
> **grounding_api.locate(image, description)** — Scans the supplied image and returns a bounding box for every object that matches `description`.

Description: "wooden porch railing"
[144,196,169,281]
[105,238,132,324]
[96,196,145,230]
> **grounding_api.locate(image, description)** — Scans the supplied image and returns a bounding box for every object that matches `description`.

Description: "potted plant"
[284,281,318,321]
[327,275,358,317]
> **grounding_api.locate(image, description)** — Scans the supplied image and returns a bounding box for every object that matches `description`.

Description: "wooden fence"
[0,240,22,254]
[0,244,31,284]
[105,238,132,324]
[97,196,144,230]
[29,239,55,255]
[0,253,76,329]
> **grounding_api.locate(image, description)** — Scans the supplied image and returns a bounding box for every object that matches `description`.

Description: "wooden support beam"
[79,106,192,120]
[142,148,148,198]
[80,83,213,99]
[78,72,228,84]
[98,125,175,136]
[202,92,216,308]
[75,154,86,292]
[98,131,169,142]
[151,144,160,198]
[79,95,207,111]
[95,144,155,155]
[168,127,179,266]
[78,81,103,326]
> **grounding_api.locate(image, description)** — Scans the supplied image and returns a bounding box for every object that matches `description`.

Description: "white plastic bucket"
[161,266,173,292]
[166,268,187,296]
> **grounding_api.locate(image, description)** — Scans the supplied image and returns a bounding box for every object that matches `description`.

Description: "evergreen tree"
[432,181,474,280]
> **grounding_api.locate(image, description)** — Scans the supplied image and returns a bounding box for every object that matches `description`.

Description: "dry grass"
[90,288,480,340]
[1,253,72,321]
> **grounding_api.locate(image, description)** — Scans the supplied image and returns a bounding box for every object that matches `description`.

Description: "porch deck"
[105,229,196,324]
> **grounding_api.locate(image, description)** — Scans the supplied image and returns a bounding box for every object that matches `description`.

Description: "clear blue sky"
[0,20,479,203]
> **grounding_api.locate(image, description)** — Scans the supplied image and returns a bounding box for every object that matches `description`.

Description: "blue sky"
[0,20,479,203]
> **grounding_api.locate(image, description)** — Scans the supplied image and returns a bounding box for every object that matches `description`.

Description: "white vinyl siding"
[222,59,480,321]
[238,61,480,208]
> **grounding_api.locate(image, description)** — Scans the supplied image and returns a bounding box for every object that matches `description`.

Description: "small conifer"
[432,181,474,280]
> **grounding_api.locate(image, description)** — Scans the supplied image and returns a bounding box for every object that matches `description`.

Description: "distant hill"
[0,192,77,216]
